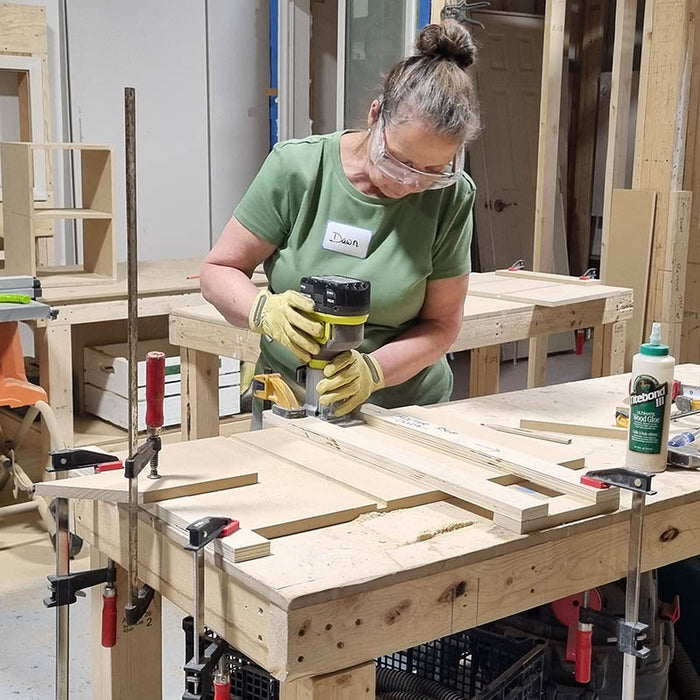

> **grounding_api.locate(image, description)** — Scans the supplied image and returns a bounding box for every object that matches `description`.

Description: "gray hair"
[379,22,481,145]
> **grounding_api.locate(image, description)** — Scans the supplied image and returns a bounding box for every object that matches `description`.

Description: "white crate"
[84,339,239,395]
[83,339,240,429]
[84,384,240,431]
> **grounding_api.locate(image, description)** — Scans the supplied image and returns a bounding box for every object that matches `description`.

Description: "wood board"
[265,409,620,534]
[34,436,258,503]
[359,406,614,504]
[238,429,446,510]
[143,455,381,541]
[468,273,629,307]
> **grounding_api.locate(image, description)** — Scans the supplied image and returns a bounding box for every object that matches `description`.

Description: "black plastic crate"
[226,626,544,700]
[377,627,546,699]
[229,651,279,700]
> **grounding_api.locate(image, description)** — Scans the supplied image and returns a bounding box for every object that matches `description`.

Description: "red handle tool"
[575,624,593,683]
[101,584,117,648]
[145,351,166,429]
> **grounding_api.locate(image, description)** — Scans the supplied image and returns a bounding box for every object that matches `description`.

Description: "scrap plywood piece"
[239,429,446,510]
[143,453,380,541]
[265,409,619,534]
[601,189,656,368]
[469,273,630,307]
[34,436,258,503]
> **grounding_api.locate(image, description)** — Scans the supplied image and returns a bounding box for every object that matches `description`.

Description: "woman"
[200,21,480,424]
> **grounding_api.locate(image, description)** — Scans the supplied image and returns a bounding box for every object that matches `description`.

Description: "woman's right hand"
[248,289,324,363]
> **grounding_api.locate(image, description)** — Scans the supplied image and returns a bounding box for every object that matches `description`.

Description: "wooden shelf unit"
[1,142,116,285]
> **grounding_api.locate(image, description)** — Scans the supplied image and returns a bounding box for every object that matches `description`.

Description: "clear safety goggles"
[369,113,465,190]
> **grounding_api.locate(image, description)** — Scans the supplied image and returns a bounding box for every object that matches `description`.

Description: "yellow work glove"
[248,289,324,364]
[316,350,384,417]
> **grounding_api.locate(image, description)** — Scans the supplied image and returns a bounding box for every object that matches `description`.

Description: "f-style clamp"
[578,467,656,698]
[183,516,240,700]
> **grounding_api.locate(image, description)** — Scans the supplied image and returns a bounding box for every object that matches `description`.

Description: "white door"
[469,11,572,357]
[469,11,544,271]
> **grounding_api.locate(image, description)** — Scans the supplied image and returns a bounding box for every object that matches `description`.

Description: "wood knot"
[439,580,467,603]
[660,527,680,542]
[384,599,411,625]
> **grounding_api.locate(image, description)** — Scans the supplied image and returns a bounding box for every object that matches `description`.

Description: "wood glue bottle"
[626,322,675,472]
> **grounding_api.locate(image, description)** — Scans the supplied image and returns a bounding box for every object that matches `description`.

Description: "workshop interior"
[2,0,700,698]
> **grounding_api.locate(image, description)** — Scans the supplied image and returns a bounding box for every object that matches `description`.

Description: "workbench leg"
[469,345,500,396]
[591,321,627,377]
[36,323,74,446]
[90,549,162,700]
[527,336,548,388]
[180,347,220,440]
[279,662,376,700]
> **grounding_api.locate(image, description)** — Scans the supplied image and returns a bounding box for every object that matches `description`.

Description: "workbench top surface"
[74,365,700,680]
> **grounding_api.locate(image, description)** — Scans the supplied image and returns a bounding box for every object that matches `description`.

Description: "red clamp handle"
[580,475,610,489]
[220,519,240,537]
[101,588,117,648]
[575,627,593,683]
[95,460,123,473]
[213,680,231,699]
[145,351,166,429]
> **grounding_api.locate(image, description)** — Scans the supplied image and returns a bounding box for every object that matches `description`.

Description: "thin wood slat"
[360,405,614,505]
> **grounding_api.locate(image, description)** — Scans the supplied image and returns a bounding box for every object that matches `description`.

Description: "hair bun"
[416,22,476,69]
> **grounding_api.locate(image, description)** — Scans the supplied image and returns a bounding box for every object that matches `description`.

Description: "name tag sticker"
[322,220,373,259]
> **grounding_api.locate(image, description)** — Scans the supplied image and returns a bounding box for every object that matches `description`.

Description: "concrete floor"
[0,343,594,698]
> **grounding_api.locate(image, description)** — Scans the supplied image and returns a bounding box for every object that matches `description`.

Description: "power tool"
[253,275,371,421]
[298,275,371,419]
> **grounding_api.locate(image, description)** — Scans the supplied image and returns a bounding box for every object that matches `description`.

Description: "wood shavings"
[415,520,474,542]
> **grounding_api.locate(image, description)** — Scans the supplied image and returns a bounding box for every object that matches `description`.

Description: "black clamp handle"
[185,516,237,552]
[47,448,119,473]
[582,467,657,495]
[45,560,116,608]
[124,435,162,479]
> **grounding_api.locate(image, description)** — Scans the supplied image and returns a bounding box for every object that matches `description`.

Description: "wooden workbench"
[23,258,208,444]
[67,365,700,698]
[169,270,633,439]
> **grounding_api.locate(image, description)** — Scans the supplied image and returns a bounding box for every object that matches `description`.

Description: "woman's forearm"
[199,261,261,328]
[371,318,460,388]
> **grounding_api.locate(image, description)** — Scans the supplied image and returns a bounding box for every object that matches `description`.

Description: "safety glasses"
[369,113,465,190]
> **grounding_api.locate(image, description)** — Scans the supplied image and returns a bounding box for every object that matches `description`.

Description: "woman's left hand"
[316,350,384,417]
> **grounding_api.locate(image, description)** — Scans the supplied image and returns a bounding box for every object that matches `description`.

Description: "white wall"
[208,0,271,243]
[2,0,270,263]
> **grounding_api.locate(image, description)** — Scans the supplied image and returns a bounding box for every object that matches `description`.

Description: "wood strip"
[533,0,567,274]
[658,191,692,358]
[520,418,628,440]
[360,405,616,507]
[34,436,258,503]
[495,269,600,285]
[569,0,608,275]
[601,0,639,268]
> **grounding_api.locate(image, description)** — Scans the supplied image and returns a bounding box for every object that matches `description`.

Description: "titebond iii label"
[629,374,668,454]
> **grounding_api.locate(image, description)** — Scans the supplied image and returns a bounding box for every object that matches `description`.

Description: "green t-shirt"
[234,131,475,408]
